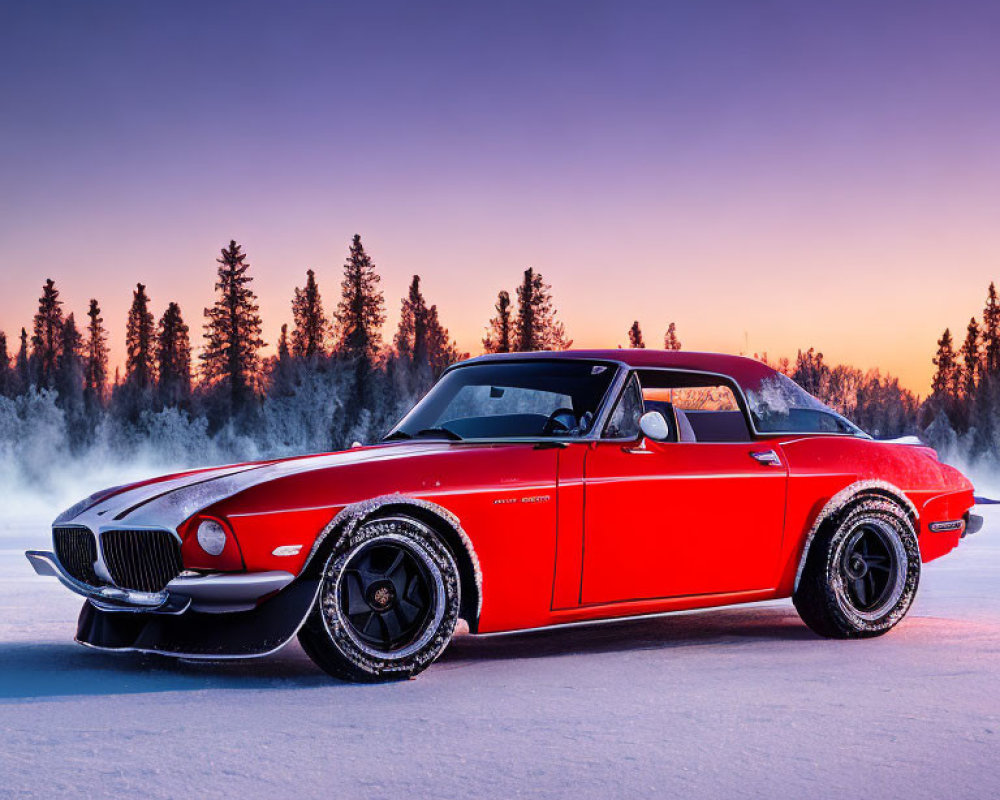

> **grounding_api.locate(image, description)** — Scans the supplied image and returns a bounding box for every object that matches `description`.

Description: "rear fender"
[792,480,918,592]
[919,490,975,562]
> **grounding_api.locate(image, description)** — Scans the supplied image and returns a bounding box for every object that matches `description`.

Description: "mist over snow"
[0,366,421,524]
[1,385,999,528]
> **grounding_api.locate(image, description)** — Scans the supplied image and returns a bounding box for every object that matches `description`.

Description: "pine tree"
[483,290,513,354]
[425,304,463,376]
[931,328,958,403]
[277,322,291,362]
[291,269,330,359]
[793,348,831,401]
[125,282,156,390]
[514,268,570,352]
[983,282,1000,376]
[628,321,645,348]
[334,234,385,365]
[156,302,191,407]
[394,275,429,366]
[84,299,109,408]
[31,278,63,388]
[56,313,84,407]
[202,240,266,413]
[0,331,10,397]
[270,322,296,396]
[16,328,29,392]
[960,317,980,398]
[664,322,682,350]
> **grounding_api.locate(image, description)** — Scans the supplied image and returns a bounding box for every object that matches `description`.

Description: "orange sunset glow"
[3,2,1000,395]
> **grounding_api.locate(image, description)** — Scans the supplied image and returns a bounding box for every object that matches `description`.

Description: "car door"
[579,372,788,605]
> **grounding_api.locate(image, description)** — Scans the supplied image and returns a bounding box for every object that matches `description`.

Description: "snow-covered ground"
[1,507,999,799]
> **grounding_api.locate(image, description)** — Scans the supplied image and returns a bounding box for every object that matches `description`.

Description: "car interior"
[608,370,754,443]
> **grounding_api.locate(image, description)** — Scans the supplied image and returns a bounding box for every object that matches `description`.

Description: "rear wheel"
[793,497,920,639]
[298,516,460,682]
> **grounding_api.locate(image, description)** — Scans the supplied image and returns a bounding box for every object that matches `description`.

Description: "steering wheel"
[542,407,578,435]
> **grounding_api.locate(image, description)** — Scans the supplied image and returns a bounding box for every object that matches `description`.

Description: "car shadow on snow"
[1,604,816,700]
[440,602,815,666]
[0,639,331,701]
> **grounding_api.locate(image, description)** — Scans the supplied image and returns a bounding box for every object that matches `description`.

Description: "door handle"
[750,449,782,467]
[622,443,655,454]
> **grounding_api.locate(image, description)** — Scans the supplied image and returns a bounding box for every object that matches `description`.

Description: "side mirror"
[639,411,670,442]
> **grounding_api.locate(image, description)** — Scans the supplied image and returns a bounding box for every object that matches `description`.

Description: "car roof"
[461,349,777,386]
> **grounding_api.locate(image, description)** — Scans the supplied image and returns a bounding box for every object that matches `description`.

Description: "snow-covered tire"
[793,496,920,639]
[298,515,460,682]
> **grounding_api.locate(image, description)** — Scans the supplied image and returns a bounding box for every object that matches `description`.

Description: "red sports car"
[26,350,981,681]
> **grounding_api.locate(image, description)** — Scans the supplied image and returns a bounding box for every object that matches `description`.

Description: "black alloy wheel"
[340,541,433,652]
[298,515,461,682]
[793,496,920,639]
[839,523,898,612]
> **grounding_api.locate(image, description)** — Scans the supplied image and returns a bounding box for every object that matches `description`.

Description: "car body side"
[192,431,973,636]
[36,350,976,650]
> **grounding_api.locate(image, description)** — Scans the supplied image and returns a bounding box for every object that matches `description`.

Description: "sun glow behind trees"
[0,230,964,496]
[0,235,582,484]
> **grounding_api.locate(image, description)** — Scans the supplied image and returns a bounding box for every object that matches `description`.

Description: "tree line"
[0,235,606,456]
[7,230,976,472]
[0,235,694,430]
[925,282,1000,461]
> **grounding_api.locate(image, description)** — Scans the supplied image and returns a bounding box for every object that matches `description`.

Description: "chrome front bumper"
[25,550,294,614]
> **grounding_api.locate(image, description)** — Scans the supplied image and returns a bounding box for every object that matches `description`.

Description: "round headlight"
[196,519,227,556]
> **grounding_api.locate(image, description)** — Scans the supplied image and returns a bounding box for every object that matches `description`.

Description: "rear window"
[744,373,866,436]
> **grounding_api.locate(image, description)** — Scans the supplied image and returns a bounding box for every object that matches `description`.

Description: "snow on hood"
[59,443,450,532]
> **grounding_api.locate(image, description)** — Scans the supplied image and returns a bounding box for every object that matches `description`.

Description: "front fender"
[302,494,483,630]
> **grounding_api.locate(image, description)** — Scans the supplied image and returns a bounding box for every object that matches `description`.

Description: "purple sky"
[2,1,1000,392]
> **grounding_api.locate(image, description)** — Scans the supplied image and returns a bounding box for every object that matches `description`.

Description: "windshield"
[386,360,619,440]
[744,373,868,437]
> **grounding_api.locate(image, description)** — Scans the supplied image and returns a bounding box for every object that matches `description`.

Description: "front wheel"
[793,497,920,639]
[298,515,460,682]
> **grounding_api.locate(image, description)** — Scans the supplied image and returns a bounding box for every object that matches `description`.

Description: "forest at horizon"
[0,233,994,495]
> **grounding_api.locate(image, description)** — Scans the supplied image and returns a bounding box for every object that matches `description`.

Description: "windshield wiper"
[414,427,463,441]
[383,431,412,441]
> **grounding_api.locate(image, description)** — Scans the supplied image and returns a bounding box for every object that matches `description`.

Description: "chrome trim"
[167,570,295,612]
[475,589,777,638]
[89,595,192,615]
[927,519,965,533]
[95,522,183,543]
[590,364,630,440]
[26,550,171,608]
[25,549,294,614]
[750,449,783,467]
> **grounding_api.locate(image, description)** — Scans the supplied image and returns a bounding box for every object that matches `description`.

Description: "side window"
[603,374,643,439]
[639,372,751,443]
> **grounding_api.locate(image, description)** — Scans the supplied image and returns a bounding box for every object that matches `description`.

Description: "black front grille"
[53,527,104,586]
[100,529,184,593]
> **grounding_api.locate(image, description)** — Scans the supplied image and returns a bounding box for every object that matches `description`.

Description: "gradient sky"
[3,0,1000,394]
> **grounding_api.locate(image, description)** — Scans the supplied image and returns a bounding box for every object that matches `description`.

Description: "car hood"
[57,443,453,532]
